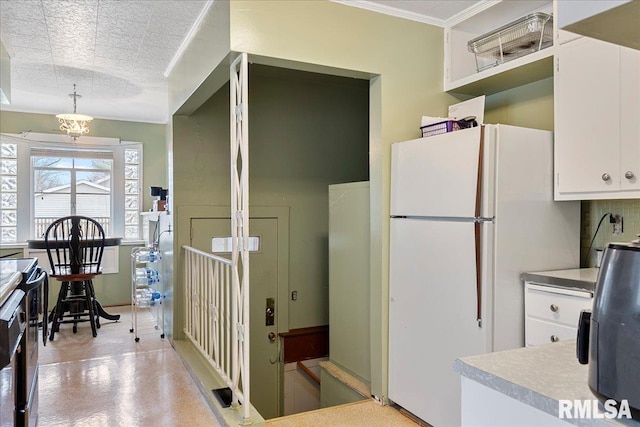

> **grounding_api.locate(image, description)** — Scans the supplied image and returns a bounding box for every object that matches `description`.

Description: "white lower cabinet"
[526,318,578,346]
[524,283,593,346]
[461,378,572,427]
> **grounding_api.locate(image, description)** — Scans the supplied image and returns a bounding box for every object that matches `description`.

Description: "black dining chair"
[44,216,105,340]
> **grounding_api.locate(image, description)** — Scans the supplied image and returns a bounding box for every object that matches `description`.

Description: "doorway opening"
[173,62,370,419]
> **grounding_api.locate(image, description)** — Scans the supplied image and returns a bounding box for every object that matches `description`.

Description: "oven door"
[0,289,26,426]
[17,269,46,427]
[0,350,17,425]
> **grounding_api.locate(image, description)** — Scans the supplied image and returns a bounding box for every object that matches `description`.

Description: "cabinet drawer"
[526,317,577,346]
[525,286,592,326]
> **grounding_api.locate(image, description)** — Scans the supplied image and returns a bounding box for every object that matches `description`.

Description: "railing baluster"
[221,262,226,376]
[228,265,233,378]
[213,260,219,368]
[182,246,243,407]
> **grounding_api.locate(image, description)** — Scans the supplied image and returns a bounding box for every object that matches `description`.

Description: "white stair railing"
[183,245,248,408]
[182,52,251,421]
[230,52,251,422]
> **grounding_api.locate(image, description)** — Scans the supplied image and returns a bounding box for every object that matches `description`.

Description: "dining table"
[27,237,123,322]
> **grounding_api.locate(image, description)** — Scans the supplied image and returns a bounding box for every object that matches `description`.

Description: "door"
[388,217,489,427]
[390,126,482,218]
[190,217,280,419]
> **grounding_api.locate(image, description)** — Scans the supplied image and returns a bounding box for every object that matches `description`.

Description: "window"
[0,135,142,242]
[123,149,141,240]
[33,150,113,238]
[0,142,18,241]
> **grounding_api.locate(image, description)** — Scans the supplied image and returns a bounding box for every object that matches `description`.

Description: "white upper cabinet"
[554,36,640,200]
[444,0,555,95]
[619,47,640,191]
[556,29,582,46]
[557,0,639,51]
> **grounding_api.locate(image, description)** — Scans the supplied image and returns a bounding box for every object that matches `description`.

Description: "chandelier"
[56,84,93,140]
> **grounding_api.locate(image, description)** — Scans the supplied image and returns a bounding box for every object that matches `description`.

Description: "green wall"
[173,64,369,330]
[250,66,370,328]
[0,110,167,306]
[484,77,554,131]
[168,0,455,399]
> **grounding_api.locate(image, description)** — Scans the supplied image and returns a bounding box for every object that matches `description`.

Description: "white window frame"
[1,133,143,243]
[32,148,114,235]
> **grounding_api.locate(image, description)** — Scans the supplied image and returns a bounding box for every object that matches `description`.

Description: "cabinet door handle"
[602,173,611,181]
[625,171,635,179]
[550,304,558,312]
[550,335,560,343]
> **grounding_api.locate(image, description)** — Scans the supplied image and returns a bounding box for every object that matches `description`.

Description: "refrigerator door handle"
[474,222,482,327]
[474,129,485,219]
[473,217,493,222]
[474,129,484,327]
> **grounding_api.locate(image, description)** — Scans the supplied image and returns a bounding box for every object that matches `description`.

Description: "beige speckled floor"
[38,305,221,426]
[266,400,424,427]
[38,305,423,427]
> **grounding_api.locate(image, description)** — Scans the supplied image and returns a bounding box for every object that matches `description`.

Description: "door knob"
[268,332,277,343]
[550,335,560,343]
[625,171,635,179]
[550,304,558,313]
[602,173,610,181]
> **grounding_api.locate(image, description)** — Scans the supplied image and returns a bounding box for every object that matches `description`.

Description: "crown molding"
[331,0,447,27]
[332,1,505,29]
[164,0,215,78]
[445,0,501,27]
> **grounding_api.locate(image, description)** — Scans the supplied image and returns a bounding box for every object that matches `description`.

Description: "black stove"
[0,258,43,427]
[0,284,25,369]
[0,258,34,369]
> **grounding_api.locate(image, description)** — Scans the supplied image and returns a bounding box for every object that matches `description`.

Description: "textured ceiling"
[0,0,480,126]
[0,0,207,124]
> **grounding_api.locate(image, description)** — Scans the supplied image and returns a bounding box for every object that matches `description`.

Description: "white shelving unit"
[444,0,555,95]
[130,246,164,342]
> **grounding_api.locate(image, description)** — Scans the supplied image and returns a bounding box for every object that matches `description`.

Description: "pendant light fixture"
[56,84,93,140]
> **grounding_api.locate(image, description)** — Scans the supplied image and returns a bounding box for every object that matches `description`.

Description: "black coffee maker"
[577,242,640,413]
[150,186,168,211]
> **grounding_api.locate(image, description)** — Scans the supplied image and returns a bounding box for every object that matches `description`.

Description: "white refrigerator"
[388,125,580,426]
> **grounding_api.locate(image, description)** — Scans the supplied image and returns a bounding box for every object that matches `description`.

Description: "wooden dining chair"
[44,216,105,340]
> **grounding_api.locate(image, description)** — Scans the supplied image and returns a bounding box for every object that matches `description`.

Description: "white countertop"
[521,268,600,292]
[454,341,640,426]
[0,258,29,305]
[0,270,21,305]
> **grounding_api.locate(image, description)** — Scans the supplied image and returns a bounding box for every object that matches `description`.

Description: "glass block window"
[0,142,18,242]
[0,136,143,243]
[124,149,141,240]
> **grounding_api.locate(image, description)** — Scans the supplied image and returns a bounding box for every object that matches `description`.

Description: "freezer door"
[388,218,490,426]
[390,127,483,218]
